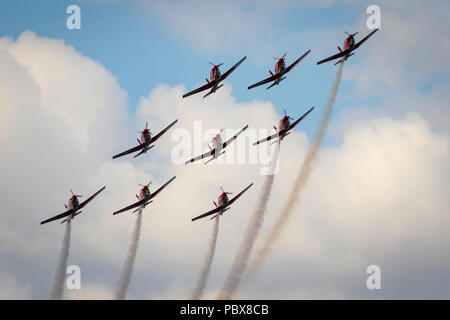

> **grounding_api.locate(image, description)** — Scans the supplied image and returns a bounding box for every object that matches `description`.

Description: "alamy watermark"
[66,5,81,30]
[366,265,381,290]
[66,265,81,290]
[366,5,381,30]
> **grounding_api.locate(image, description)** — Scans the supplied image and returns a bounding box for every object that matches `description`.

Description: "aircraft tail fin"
[266,82,277,90]
[132,200,152,213]
[204,151,225,164]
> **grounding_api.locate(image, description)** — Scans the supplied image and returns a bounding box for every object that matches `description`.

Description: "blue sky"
[0,0,383,142]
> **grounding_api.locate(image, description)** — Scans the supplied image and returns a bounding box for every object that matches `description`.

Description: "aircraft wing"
[248,73,281,90]
[150,119,178,144]
[353,29,378,50]
[185,148,216,165]
[79,186,106,209]
[149,176,176,200]
[222,125,248,148]
[40,208,75,225]
[220,56,247,81]
[284,49,311,73]
[287,106,315,132]
[253,131,281,146]
[113,144,145,159]
[191,206,222,222]
[183,81,216,99]
[317,49,349,65]
[113,198,146,215]
[228,183,254,206]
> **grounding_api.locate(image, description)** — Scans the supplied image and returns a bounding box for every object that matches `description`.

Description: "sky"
[0,0,449,299]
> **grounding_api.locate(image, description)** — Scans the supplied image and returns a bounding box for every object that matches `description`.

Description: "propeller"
[274,53,287,60]
[284,109,294,120]
[209,62,223,67]
[139,121,151,134]
[139,181,152,188]
[210,128,223,137]
[344,31,359,37]
[220,186,233,195]
[70,189,82,197]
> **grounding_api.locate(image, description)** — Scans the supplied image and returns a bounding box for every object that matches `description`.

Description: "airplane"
[182,56,247,99]
[185,125,248,165]
[40,186,106,225]
[113,176,176,215]
[191,183,254,222]
[317,29,379,65]
[248,49,311,90]
[112,120,178,159]
[253,106,314,146]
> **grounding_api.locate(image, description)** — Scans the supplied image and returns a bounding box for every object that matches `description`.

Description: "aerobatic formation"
[40,28,378,300]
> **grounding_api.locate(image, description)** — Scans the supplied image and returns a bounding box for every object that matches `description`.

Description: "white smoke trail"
[115,212,143,300]
[190,216,220,300]
[245,62,345,286]
[217,145,279,299]
[50,221,71,300]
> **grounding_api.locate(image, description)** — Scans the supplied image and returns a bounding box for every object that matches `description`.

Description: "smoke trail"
[50,221,71,300]
[245,62,345,285]
[217,145,279,299]
[115,212,143,300]
[190,216,220,300]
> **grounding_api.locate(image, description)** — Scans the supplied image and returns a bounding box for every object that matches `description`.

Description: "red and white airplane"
[185,125,249,165]
[317,29,379,65]
[248,49,311,90]
[113,120,177,159]
[40,186,106,225]
[182,56,247,99]
[191,183,254,222]
[113,176,176,215]
[253,106,314,146]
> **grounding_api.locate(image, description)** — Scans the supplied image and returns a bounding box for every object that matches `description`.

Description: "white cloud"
[0,273,31,299]
[241,113,449,299]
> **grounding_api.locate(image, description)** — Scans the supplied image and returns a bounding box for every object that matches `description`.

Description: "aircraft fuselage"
[137,186,151,212]
[64,195,80,223]
[140,129,152,153]
[210,66,221,91]
[212,134,223,158]
[217,192,229,216]
[278,116,291,140]
[342,35,356,60]
[274,59,286,84]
